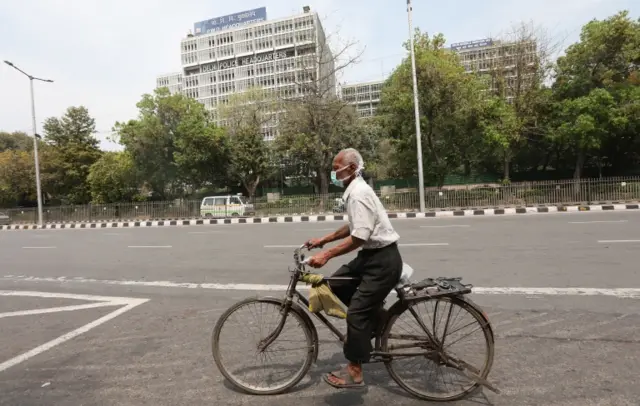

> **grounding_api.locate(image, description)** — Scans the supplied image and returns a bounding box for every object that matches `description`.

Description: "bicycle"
[212,245,500,401]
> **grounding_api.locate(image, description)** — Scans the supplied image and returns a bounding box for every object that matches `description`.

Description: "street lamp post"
[406,0,426,212]
[4,60,53,227]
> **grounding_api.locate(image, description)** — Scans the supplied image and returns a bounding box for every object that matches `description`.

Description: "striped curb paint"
[1,203,638,231]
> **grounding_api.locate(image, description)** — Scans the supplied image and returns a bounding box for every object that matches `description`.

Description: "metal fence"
[2,176,639,224]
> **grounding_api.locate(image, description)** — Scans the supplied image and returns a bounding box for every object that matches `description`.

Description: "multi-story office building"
[340,80,384,118]
[156,72,183,95]
[451,38,538,101]
[157,7,335,140]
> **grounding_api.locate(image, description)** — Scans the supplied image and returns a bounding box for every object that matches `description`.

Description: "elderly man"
[305,148,402,389]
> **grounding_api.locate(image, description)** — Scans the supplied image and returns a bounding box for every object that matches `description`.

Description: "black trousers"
[328,242,403,364]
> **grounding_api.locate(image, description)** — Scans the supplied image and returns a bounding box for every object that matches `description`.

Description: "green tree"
[0,150,35,207]
[378,29,486,186]
[219,88,273,197]
[42,106,101,204]
[0,131,33,152]
[481,23,554,180]
[275,98,377,194]
[115,88,228,199]
[270,25,368,195]
[174,107,229,192]
[481,98,521,181]
[87,151,139,203]
[551,10,640,180]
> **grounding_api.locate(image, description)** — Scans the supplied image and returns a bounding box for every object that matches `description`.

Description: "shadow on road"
[221,351,495,405]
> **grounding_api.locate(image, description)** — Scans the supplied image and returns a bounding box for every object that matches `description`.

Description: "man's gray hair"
[341,148,364,169]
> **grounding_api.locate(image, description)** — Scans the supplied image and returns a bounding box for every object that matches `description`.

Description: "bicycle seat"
[396,263,414,289]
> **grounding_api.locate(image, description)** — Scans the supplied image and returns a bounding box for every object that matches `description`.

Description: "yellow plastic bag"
[299,273,347,319]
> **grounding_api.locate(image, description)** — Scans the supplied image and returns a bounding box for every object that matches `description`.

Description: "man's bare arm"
[325,236,365,260]
[319,224,350,246]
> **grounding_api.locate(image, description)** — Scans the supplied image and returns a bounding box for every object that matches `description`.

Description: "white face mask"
[330,163,363,188]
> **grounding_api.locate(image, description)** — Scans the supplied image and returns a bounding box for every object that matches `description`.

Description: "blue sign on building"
[450,38,494,51]
[194,7,267,35]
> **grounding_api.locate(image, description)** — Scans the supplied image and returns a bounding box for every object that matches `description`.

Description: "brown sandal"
[323,366,366,389]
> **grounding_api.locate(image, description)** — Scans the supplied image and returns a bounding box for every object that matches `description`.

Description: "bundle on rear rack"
[401,276,473,301]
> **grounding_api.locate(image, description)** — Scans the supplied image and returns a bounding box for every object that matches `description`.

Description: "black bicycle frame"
[256,251,502,395]
[257,267,438,361]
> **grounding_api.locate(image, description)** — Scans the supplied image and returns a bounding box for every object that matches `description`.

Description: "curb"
[1,203,638,231]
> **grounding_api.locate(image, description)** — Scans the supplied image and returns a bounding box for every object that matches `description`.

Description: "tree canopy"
[0,9,638,210]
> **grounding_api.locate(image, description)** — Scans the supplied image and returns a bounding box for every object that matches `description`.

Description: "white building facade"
[451,38,538,102]
[340,80,384,118]
[157,7,335,140]
[156,72,183,95]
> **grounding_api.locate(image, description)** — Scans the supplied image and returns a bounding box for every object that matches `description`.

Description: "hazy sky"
[1,0,636,151]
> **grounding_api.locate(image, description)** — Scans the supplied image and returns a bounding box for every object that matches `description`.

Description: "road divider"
[2,203,638,232]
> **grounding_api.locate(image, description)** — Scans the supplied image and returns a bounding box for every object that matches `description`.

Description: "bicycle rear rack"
[401,277,473,301]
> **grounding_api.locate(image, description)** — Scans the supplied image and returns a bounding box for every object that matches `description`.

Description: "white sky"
[1,0,636,151]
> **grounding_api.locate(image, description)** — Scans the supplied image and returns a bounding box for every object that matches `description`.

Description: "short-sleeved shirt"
[343,176,400,250]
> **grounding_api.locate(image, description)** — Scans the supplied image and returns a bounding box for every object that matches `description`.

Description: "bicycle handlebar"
[294,244,314,268]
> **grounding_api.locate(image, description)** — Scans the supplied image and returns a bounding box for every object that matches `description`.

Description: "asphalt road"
[1,210,640,405]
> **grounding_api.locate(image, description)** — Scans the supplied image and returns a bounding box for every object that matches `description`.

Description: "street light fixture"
[4,60,54,227]
[406,0,426,212]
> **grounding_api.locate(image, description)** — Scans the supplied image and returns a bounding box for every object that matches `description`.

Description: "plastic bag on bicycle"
[299,273,347,319]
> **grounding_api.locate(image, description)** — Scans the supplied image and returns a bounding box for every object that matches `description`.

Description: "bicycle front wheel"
[212,297,315,395]
[382,296,495,402]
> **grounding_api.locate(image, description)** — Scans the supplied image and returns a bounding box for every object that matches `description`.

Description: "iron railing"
[2,176,639,224]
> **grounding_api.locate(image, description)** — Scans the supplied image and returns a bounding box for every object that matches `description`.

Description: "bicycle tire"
[381,296,495,402]
[211,297,315,395]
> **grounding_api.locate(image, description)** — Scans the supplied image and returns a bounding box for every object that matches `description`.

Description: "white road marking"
[264,243,449,248]
[569,220,628,224]
[296,228,336,232]
[22,246,56,249]
[400,243,449,247]
[127,245,172,249]
[472,287,640,298]
[597,240,640,244]
[0,290,139,303]
[0,290,148,373]
[0,302,119,319]
[3,275,640,299]
[420,225,470,228]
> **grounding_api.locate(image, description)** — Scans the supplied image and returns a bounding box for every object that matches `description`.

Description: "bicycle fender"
[258,296,320,364]
[457,296,495,342]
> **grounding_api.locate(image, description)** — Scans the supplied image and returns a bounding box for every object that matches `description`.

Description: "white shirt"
[343,176,400,249]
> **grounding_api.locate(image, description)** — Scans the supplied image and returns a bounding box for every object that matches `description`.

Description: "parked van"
[200,194,255,218]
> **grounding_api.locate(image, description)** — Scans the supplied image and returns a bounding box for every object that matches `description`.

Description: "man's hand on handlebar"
[305,252,330,268]
[304,238,325,250]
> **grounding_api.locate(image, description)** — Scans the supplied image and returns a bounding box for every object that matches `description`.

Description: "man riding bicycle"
[305,148,403,389]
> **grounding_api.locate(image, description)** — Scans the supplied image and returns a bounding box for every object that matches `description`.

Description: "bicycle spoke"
[384,297,493,401]
[213,299,313,393]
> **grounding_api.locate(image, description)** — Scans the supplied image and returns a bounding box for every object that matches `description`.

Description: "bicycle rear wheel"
[381,296,494,401]
[212,297,315,395]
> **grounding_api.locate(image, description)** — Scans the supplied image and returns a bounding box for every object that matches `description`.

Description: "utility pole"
[406,0,426,212]
[4,60,54,227]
